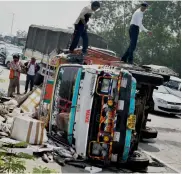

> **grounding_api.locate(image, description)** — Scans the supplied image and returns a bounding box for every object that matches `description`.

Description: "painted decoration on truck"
[122,77,136,162]
[44,80,54,104]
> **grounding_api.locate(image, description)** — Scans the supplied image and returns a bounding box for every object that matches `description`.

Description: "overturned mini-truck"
[48,64,164,169]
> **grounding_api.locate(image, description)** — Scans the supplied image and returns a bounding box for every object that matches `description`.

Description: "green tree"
[90,1,181,75]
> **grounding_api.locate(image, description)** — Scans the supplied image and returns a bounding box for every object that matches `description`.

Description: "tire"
[129,70,164,86]
[141,127,158,139]
[6,61,10,69]
[126,151,149,171]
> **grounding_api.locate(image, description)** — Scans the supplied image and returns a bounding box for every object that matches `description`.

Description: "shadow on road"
[151,111,181,119]
[141,139,156,144]
[140,143,160,153]
[154,127,181,133]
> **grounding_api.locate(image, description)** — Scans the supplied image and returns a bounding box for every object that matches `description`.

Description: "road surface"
[140,112,181,172]
[0,65,180,173]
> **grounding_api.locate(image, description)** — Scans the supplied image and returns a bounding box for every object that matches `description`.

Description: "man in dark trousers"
[69,1,100,55]
[121,2,152,64]
[24,57,40,94]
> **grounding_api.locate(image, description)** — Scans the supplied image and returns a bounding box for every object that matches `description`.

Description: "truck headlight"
[157,98,167,104]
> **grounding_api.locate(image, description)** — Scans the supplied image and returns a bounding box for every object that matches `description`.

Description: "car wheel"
[6,61,10,69]
[141,127,158,139]
[126,151,149,171]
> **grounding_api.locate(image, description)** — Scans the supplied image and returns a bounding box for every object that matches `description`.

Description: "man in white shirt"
[24,57,40,93]
[121,2,152,64]
[69,1,100,55]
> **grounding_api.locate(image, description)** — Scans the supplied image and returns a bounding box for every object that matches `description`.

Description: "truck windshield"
[51,66,80,133]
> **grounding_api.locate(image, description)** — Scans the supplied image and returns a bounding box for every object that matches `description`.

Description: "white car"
[5,52,27,69]
[153,85,181,115]
[164,76,181,98]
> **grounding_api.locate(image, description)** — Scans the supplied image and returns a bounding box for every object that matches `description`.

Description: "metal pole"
[38,47,50,120]
[11,13,15,36]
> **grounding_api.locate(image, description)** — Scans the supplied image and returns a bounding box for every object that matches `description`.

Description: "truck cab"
[49,64,150,170]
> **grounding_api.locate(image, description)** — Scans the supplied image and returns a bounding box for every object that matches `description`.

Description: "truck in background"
[24,24,109,61]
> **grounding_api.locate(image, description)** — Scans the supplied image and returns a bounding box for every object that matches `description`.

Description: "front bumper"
[155,103,181,114]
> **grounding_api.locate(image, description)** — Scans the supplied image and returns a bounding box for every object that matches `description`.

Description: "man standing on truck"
[69,1,100,55]
[121,2,152,64]
[24,57,40,94]
[8,54,21,97]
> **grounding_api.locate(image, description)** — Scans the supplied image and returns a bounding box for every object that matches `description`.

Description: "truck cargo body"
[24,25,108,60]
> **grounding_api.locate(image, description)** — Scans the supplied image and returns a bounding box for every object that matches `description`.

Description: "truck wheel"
[126,151,149,171]
[141,127,158,139]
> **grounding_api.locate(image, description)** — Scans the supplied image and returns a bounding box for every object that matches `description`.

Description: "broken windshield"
[51,66,80,133]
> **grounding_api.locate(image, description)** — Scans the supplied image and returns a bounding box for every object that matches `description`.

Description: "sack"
[11,116,48,145]
[20,88,41,113]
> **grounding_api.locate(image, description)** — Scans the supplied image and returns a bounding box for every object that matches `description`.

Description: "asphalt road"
[140,112,181,172]
[0,65,180,173]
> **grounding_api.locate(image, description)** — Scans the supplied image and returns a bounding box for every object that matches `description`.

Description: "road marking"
[139,147,180,173]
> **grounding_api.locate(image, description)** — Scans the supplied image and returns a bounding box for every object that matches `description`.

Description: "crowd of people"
[7,55,40,97]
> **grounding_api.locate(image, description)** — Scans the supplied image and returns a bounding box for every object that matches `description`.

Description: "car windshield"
[154,86,170,94]
[164,80,181,91]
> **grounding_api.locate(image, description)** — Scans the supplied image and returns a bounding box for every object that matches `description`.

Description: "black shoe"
[121,58,127,63]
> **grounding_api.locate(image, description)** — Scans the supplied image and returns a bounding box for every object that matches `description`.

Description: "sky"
[0,1,90,36]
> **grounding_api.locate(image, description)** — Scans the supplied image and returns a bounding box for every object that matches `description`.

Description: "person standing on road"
[69,1,100,55]
[24,57,40,94]
[121,2,152,64]
[8,54,21,97]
